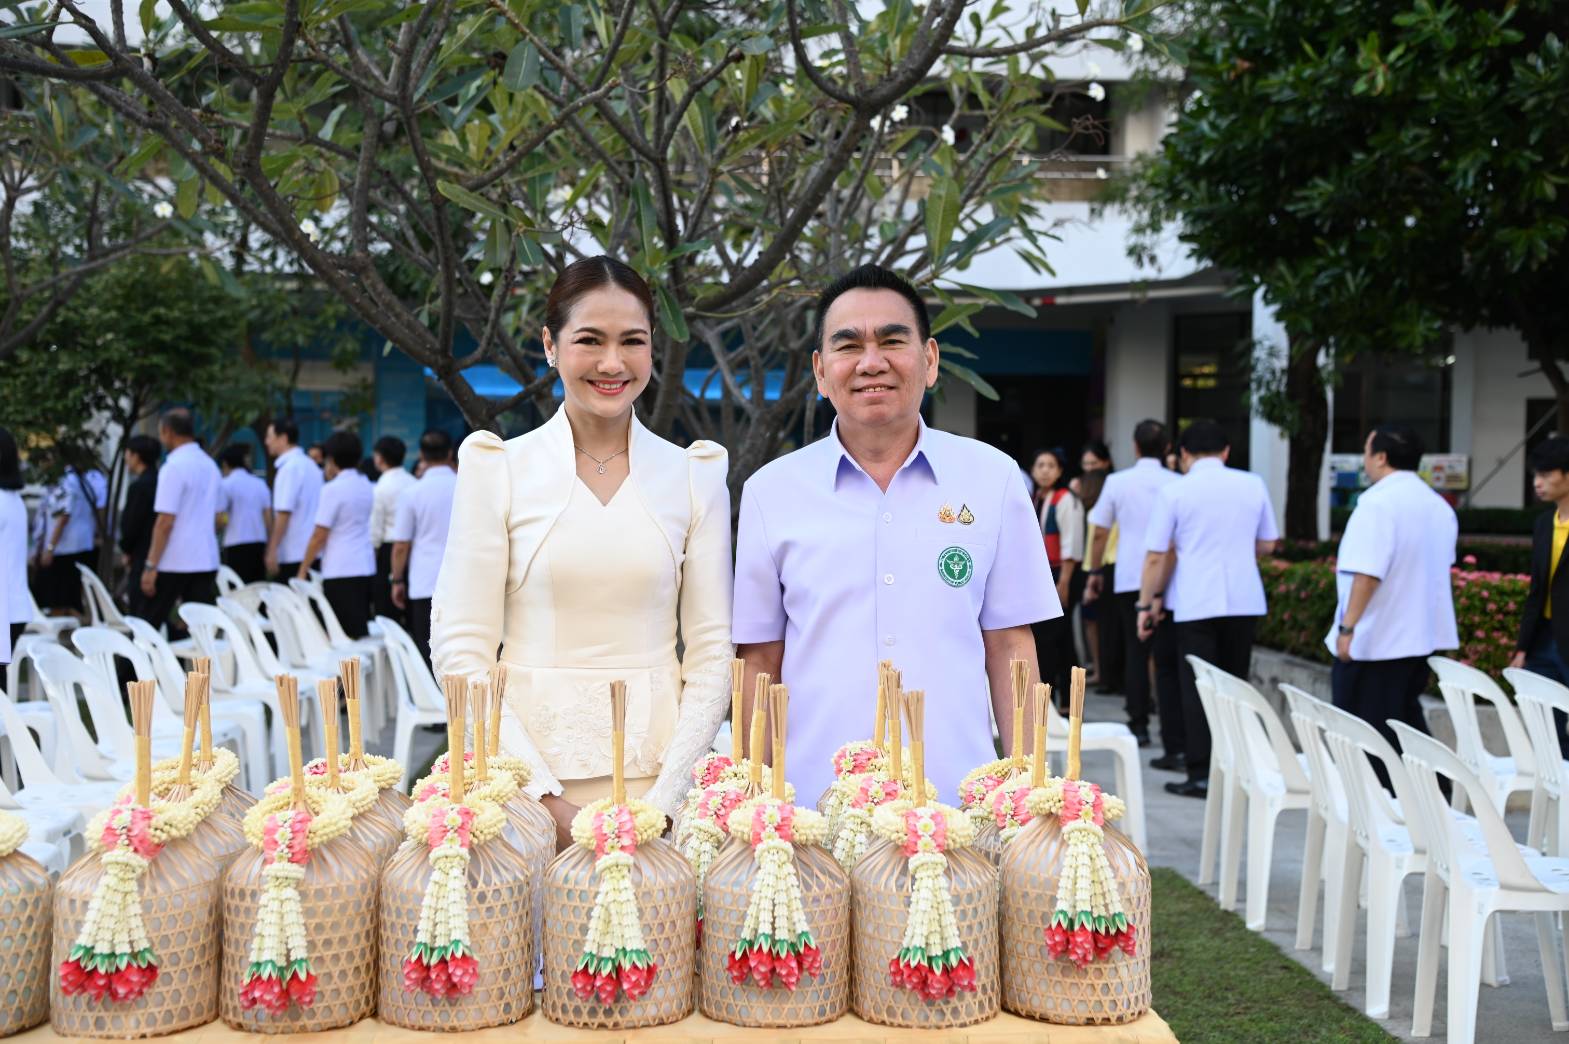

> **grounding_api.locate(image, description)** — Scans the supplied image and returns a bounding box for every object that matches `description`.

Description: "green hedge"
[1331,505,1538,536]
[1299,537,1532,574]
[1258,557,1528,676]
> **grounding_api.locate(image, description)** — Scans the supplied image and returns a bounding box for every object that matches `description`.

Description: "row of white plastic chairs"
[1190,655,1569,1044]
[0,567,449,873]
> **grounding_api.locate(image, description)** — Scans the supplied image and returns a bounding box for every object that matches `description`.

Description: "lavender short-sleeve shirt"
[732,419,1060,803]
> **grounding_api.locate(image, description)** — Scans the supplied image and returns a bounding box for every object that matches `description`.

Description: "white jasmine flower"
[780,82,795,97]
[1127,33,1143,53]
[889,103,909,123]
[547,185,572,207]
[728,116,742,131]
[1403,215,1417,228]
[1086,60,1101,78]
[1086,82,1106,102]
[300,218,320,242]
[479,270,495,285]
[940,125,956,146]
[152,201,173,219]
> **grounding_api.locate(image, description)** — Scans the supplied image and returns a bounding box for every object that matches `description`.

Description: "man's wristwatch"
[143,563,158,573]
[390,576,406,585]
[1135,604,1152,613]
[1338,623,1355,635]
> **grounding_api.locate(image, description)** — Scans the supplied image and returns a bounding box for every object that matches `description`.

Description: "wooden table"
[19,1008,1177,1042]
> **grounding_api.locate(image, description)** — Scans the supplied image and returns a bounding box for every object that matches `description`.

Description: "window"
[1171,313,1253,470]
[1034,88,1112,158]
[1330,352,1451,455]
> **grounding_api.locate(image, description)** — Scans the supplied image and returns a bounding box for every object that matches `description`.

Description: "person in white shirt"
[36,462,108,616]
[390,429,457,664]
[1138,420,1280,796]
[369,435,415,625]
[0,427,33,661]
[217,443,272,583]
[139,408,222,630]
[298,431,376,638]
[264,417,324,577]
[1328,425,1457,753]
[1086,419,1182,763]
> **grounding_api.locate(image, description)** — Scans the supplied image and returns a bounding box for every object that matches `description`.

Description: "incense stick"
[1010,658,1029,770]
[874,660,891,749]
[903,690,926,807]
[176,671,201,789]
[277,675,305,809]
[610,680,627,805]
[442,675,468,803]
[888,680,903,783]
[318,678,342,788]
[769,684,789,801]
[129,680,156,807]
[1067,666,1086,781]
[338,657,366,770]
[488,663,507,759]
[469,677,490,782]
[193,657,214,768]
[748,672,771,791]
[730,659,746,763]
[1031,683,1051,789]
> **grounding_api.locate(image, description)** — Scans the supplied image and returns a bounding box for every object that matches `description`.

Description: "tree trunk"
[1283,338,1329,542]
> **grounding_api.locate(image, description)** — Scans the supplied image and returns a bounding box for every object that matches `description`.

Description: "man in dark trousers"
[1137,420,1279,798]
[1512,434,1569,753]
[1328,425,1457,754]
[118,435,162,617]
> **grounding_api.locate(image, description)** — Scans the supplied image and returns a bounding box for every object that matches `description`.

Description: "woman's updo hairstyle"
[544,255,657,334]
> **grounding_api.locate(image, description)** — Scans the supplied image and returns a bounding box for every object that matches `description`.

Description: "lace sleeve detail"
[644,652,732,816]
[495,699,564,801]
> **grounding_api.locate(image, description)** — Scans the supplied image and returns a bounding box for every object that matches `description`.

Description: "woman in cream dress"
[431,256,734,848]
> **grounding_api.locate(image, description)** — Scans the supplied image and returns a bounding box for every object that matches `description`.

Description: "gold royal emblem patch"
[937,504,957,524]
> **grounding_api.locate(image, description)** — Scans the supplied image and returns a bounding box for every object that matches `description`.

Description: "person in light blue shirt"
[37,463,107,616]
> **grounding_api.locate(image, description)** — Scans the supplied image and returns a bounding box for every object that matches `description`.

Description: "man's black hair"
[813,264,931,350]
[127,435,162,470]
[1529,435,1569,476]
[1083,439,1112,466]
[1369,424,1424,472]
[373,435,406,468]
[268,417,300,445]
[218,443,251,470]
[160,407,196,438]
[419,429,454,462]
[1133,419,1169,459]
[1178,419,1229,456]
[322,431,362,470]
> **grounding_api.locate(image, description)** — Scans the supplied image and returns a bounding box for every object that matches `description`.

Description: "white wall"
[1249,292,1291,537]
[1454,327,1556,508]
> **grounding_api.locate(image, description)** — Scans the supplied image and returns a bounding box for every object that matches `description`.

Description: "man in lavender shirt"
[733,265,1060,804]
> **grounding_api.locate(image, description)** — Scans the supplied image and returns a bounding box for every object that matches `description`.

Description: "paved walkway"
[1074,686,1561,1044]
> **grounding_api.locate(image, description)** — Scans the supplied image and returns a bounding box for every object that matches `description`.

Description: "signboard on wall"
[1328,453,1470,492]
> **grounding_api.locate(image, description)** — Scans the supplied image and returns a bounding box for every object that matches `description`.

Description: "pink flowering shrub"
[1256,557,1528,676]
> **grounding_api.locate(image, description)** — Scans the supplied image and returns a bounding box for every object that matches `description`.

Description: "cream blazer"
[429,407,735,815]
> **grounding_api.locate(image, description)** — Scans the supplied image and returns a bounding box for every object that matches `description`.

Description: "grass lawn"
[1150,867,1394,1042]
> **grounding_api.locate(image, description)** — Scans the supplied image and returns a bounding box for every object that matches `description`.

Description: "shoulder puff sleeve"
[645,440,736,817]
[430,431,510,683]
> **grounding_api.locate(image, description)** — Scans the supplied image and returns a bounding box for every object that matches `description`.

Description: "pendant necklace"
[575,445,628,475]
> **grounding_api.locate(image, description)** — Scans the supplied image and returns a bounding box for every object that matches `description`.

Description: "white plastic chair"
[1395,722,1569,1043]
[5,631,50,703]
[1280,684,1349,973]
[72,626,265,791]
[24,588,77,640]
[1505,667,1569,856]
[32,642,189,773]
[375,615,450,790]
[1429,656,1537,814]
[1186,655,1236,888]
[179,602,319,764]
[216,565,244,596]
[0,777,76,872]
[75,563,133,634]
[1044,700,1146,849]
[286,578,389,728]
[0,636,60,789]
[1211,669,1312,930]
[0,686,122,828]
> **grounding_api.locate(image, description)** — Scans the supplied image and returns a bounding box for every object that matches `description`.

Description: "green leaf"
[938,357,998,400]
[930,301,983,336]
[436,180,510,225]
[502,42,540,92]
[738,35,773,55]
[139,0,157,36]
[515,237,544,267]
[924,177,960,266]
[311,166,338,213]
[176,176,200,219]
[655,285,689,342]
[0,20,50,38]
[117,137,163,178]
[632,180,658,259]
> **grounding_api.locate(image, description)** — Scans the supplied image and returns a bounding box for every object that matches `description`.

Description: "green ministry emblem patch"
[937,546,974,588]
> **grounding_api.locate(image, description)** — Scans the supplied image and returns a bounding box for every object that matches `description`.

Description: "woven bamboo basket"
[0,848,51,1037]
[185,808,248,869]
[215,786,257,824]
[999,815,1151,1024]
[219,835,380,1031]
[849,838,999,1028]
[541,836,695,1029]
[501,794,553,964]
[699,837,849,1027]
[376,832,534,1030]
[345,806,400,863]
[973,818,1005,865]
[50,836,223,1037]
[371,787,411,834]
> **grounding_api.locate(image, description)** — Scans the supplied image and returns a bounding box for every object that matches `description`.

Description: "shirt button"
[883,573,895,585]
[882,512,893,523]
[884,635,896,646]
